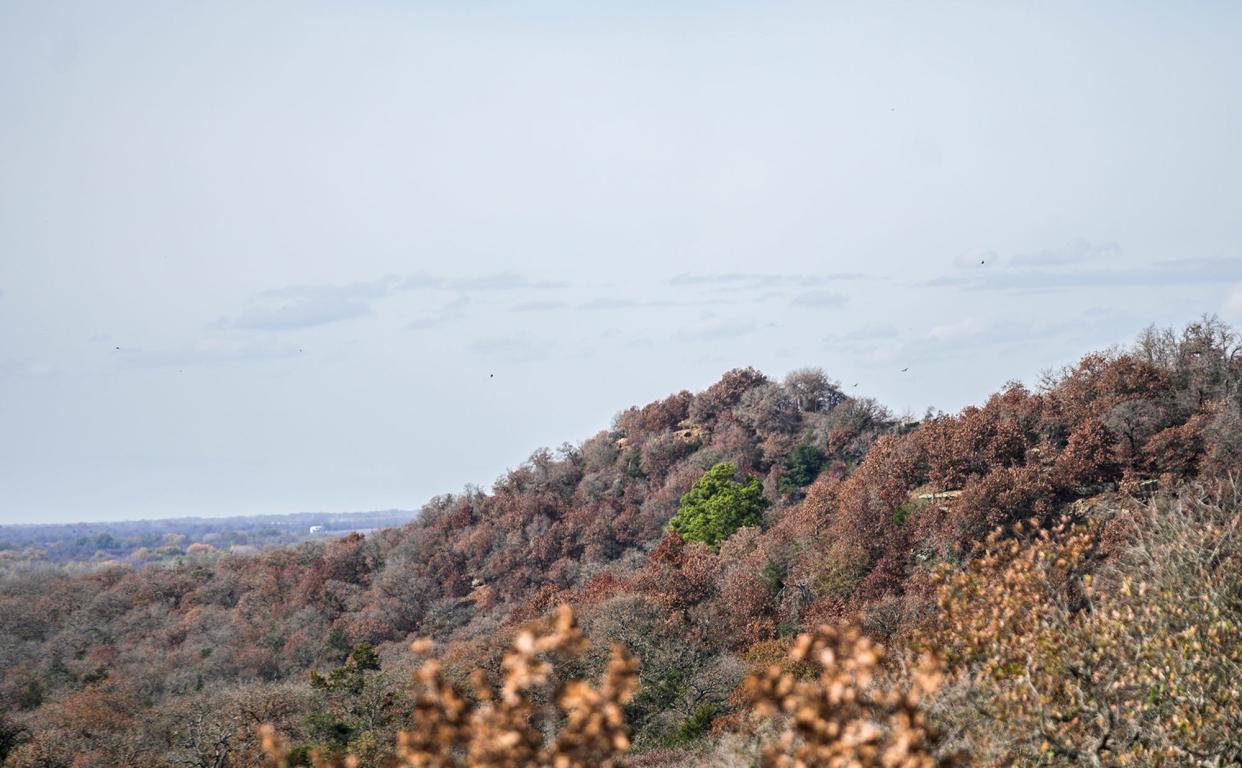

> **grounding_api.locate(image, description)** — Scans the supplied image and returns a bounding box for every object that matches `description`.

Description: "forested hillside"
[2,319,1240,767]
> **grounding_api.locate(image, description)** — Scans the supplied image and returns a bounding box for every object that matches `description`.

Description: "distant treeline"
[0,510,415,570]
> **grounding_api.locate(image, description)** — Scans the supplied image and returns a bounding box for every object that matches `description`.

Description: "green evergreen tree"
[779,443,826,494]
[306,643,397,757]
[668,462,768,548]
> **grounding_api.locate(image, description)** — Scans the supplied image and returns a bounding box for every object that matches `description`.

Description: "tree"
[734,383,801,437]
[688,368,770,425]
[668,462,769,548]
[165,691,247,768]
[779,444,826,495]
[305,644,402,760]
[783,367,845,413]
[309,644,381,696]
[579,595,742,747]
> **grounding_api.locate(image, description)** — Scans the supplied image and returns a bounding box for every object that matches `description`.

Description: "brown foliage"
[262,607,639,768]
[935,492,1242,765]
[745,624,959,767]
[614,391,694,440]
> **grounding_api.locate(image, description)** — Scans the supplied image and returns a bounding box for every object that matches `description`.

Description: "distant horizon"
[0,506,418,529]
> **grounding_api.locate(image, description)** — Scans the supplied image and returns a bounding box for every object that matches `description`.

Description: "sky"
[2,1,1241,524]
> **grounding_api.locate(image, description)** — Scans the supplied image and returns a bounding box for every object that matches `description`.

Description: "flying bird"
[900,367,909,372]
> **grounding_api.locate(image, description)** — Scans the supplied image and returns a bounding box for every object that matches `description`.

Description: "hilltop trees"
[783,367,846,413]
[668,462,769,548]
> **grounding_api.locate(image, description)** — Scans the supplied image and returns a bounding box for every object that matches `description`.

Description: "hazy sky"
[3,2,1241,524]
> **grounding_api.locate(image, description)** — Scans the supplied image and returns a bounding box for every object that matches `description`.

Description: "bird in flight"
[900,367,909,372]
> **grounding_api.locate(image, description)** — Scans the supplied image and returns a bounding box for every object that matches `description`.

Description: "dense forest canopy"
[2,318,1241,767]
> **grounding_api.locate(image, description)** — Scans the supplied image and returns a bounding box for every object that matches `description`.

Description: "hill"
[1,318,1240,766]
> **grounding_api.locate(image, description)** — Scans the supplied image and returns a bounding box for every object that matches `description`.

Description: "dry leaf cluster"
[744,624,960,768]
[261,606,639,768]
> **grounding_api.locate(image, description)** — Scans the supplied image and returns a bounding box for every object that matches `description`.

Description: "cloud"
[510,300,568,312]
[669,272,869,290]
[926,317,987,342]
[408,296,470,330]
[0,358,56,379]
[824,325,899,344]
[790,290,848,308]
[954,248,998,269]
[468,335,552,363]
[911,316,1110,362]
[453,272,566,291]
[226,277,398,331]
[578,298,645,311]
[401,272,566,292]
[924,257,1242,292]
[673,318,758,343]
[819,325,905,367]
[223,271,565,333]
[1011,238,1121,267]
[401,272,446,290]
[576,297,677,311]
[116,338,301,368]
[826,314,1109,372]
[1223,282,1242,324]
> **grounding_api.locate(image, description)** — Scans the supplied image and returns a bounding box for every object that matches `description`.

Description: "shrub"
[261,606,639,768]
[745,624,959,767]
[783,367,846,413]
[668,703,720,745]
[935,491,1242,765]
